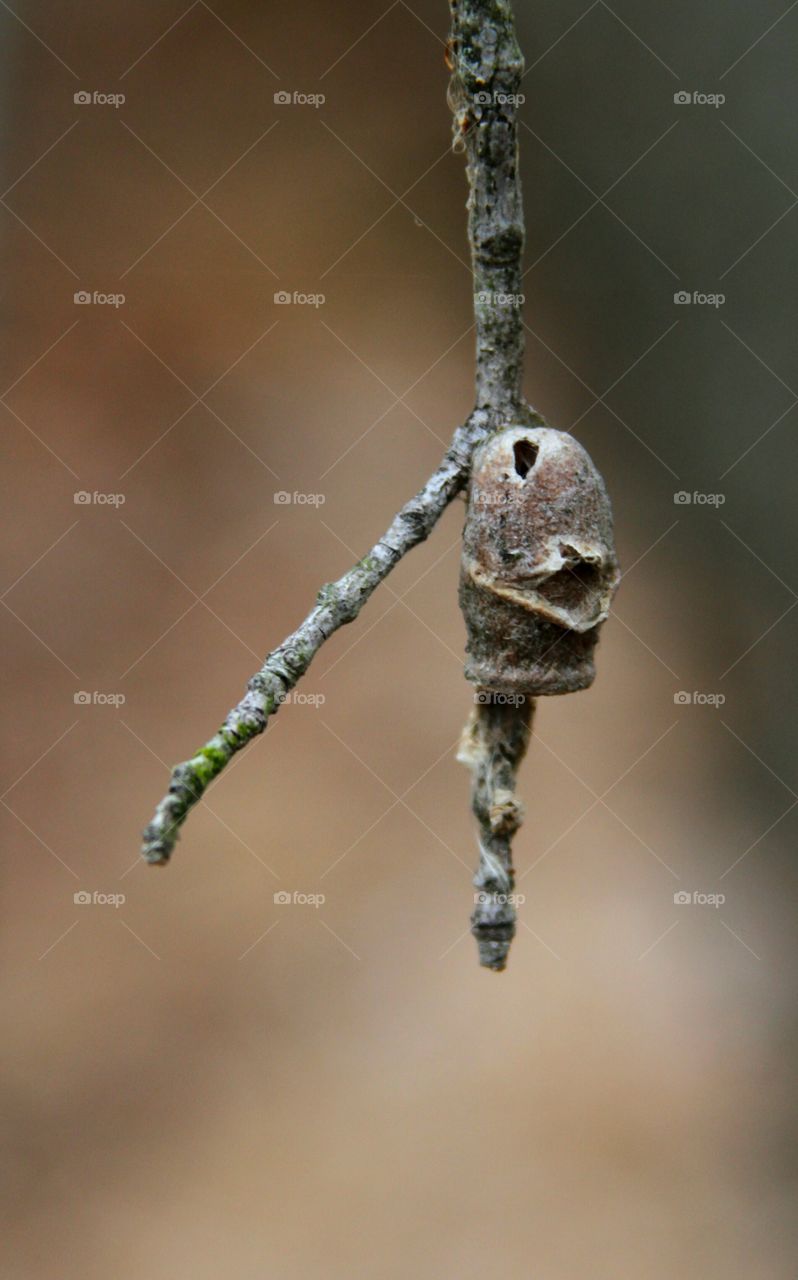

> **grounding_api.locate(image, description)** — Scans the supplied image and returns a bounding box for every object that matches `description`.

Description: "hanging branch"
[446,0,541,970]
[458,695,533,969]
[448,0,527,415]
[140,0,532,874]
[138,3,619,977]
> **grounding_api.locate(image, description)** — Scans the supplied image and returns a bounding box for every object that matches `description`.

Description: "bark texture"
[141,409,493,864]
[141,1,552,975]
[458,695,533,970]
[448,0,540,968]
[448,0,527,414]
[142,0,533,879]
[459,424,620,696]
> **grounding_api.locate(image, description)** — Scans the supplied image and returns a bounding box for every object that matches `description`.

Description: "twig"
[458,694,533,970]
[448,0,536,969]
[142,0,531,868]
[448,0,527,414]
[142,408,492,863]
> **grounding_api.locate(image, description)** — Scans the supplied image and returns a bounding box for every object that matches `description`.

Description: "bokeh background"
[2,2,797,1276]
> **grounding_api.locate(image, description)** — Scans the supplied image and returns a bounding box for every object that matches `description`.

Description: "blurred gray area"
[2,2,796,1277]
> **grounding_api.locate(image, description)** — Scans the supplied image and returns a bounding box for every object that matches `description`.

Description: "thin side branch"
[141,0,534,886]
[142,410,492,863]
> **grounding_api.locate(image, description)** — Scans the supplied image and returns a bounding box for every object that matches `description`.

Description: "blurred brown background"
[2,2,796,1277]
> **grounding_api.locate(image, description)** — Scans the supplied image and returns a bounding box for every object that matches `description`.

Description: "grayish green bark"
[457,695,533,969]
[141,408,495,864]
[448,0,536,968]
[142,0,536,974]
[448,0,527,414]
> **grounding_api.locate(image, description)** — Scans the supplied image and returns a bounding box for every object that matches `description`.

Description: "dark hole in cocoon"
[513,439,538,478]
[538,561,601,608]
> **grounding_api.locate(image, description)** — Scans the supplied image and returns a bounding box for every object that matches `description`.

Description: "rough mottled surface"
[140,409,494,864]
[457,696,533,970]
[460,425,620,695]
[141,0,619,977]
[141,0,535,873]
[448,0,527,413]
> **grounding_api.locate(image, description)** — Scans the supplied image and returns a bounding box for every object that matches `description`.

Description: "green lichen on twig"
[141,411,495,864]
[142,0,538,977]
